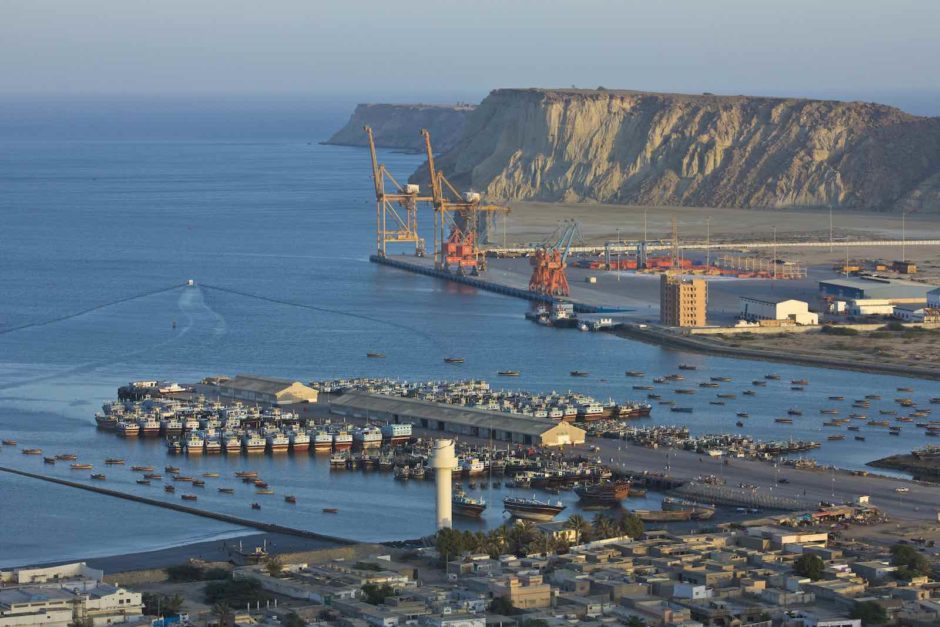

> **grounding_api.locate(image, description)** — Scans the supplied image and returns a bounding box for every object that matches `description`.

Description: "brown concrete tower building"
[660,274,707,327]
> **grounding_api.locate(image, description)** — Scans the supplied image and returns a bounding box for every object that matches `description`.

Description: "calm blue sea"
[0,98,934,567]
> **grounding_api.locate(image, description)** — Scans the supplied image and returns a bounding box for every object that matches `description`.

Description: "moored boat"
[453,491,487,517]
[574,481,630,504]
[503,497,565,522]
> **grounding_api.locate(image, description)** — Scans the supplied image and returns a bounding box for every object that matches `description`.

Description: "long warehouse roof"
[329,391,569,437]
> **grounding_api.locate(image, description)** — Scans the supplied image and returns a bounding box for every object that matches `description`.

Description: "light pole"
[829,206,833,253]
[706,216,711,269]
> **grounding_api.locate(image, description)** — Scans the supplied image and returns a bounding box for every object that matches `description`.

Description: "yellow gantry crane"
[365,126,432,257]
[421,128,510,272]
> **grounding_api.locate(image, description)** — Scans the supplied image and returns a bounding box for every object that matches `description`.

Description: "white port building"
[195,374,319,406]
[738,297,818,325]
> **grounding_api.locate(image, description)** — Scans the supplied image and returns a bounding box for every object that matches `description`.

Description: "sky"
[2,0,939,112]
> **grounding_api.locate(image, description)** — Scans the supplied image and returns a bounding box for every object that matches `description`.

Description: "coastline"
[613,325,940,381]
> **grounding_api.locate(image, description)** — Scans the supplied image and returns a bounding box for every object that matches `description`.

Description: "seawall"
[0,466,355,546]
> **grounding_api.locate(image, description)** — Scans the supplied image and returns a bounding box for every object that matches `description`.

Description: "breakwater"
[0,466,354,546]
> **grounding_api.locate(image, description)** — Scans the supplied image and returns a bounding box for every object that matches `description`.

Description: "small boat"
[43,457,56,464]
[235,470,258,478]
[181,494,197,501]
[699,382,719,388]
[202,472,220,478]
[829,396,845,401]
[256,488,274,495]
[742,390,756,396]
[130,465,153,472]
[736,412,749,418]
[855,435,866,441]
[90,473,106,480]
[787,409,802,416]
[136,479,151,485]
[251,503,261,510]
[21,448,42,455]
[503,496,566,522]
[633,385,653,390]
[765,374,781,380]
[752,380,767,387]
[366,352,385,358]
[444,357,465,364]
[866,394,881,400]
[322,507,338,513]
[498,370,520,377]
[709,401,725,406]
[144,473,162,480]
[678,364,697,370]
[1,439,16,446]
[253,480,269,488]
[284,495,297,504]
[711,376,732,382]
[71,463,93,470]
[55,453,77,461]
[736,421,745,428]
[820,409,839,415]
[670,407,694,413]
[104,458,125,465]
[675,389,695,395]
[570,370,590,377]
[775,418,793,424]
[791,386,804,391]
[791,379,809,385]
[165,466,180,473]
[827,435,845,441]
[717,393,736,399]
[164,485,175,493]
[897,387,913,392]
[173,475,194,482]
[218,487,235,494]
[625,371,645,377]
[192,479,206,487]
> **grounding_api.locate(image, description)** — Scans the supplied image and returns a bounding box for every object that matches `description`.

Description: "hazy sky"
[2,0,939,104]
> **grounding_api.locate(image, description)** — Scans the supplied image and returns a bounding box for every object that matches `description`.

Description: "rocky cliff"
[325,103,474,153]
[413,88,940,212]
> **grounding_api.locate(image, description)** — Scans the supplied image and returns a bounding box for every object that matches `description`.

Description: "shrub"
[793,554,825,580]
[165,563,204,582]
[204,577,270,606]
[850,600,886,624]
[821,326,858,336]
[881,321,905,332]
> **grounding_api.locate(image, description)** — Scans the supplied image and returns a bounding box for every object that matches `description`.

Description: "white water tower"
[430,439,456,529]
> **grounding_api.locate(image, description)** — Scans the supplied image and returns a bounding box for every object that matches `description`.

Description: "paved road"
[593,437,940,522]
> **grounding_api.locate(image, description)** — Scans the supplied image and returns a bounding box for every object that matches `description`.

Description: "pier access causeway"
[0,466,354,547]
[371,254,629,313]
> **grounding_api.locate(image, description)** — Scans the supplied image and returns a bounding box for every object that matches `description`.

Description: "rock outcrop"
[325,103,474,153]
[412,88,940,212]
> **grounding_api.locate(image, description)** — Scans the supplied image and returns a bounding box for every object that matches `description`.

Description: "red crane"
[529,221,581,297]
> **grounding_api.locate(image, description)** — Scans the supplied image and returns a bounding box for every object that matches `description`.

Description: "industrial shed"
[196,374,318,406]
[818,277,932,303]
[329,391,586,447]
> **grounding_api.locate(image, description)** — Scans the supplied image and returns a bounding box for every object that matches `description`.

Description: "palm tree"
[624,616,646,627]
[507,520,536,555]
[162,594,185,616]
[564,514,591,544]
[213,602,235,627]
[592,513,616,540]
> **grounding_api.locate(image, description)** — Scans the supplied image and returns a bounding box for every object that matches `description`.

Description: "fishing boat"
[235,470,258,478]
[453,491,486,517]
[173,475,194,482]
[752,380,767,387]
[711,376,732,382]
[43,457,56,464]
[265,431,290,454]
[131,465,153,472]
[820,409,839,415]
[285,495,297,504]
[322,507,338,514]
[717,393,736,399]
[742,390,756,396]
[574,481,630,505]
[503,497,565,522]
[218,487,234,494]
[498,370,521,377]
[313,431,333,453]
[787,409,802,416]
[90,473,106,481]
[855,436,866,441]
[164,485,175,493]
[633,385,653,391]
[251,503,261,510]
[625,371,645,377]
[774,418,793,424]
[736,421,745,428]
[827,435,845,441]
[256,488,274,495]
[55,453,77,461]
[444,357,465,364]
[675,389,695,395]
[2,439,17,446]
[765,374,781,380]
[791,379,809,385]
[136,479,150,485]
[117,421,140,438]
[71,463,93,470]
[670,407,693,413]
[829,396,845,401]
[21,448,42,455]
[330,453,348,468]
[709,401,725,406]
[332,432,353,451]
[699,382,719,388]
[678,364,697,370]
[736,412,749,418]
[366,352,385,358]
[105,458,125,465]
[570,371,590,377]
[192,479,206,487]
[181,494,197,501]
[203,472,220,478]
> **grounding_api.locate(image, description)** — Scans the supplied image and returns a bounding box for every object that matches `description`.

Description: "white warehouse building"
[739,297,818,325]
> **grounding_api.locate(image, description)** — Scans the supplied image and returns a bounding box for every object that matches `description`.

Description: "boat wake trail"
[0,283,188,337]
[199,283,445,352]
[179,286,226,338]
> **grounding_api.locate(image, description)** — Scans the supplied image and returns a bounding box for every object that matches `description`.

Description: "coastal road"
[592,438,940,522]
